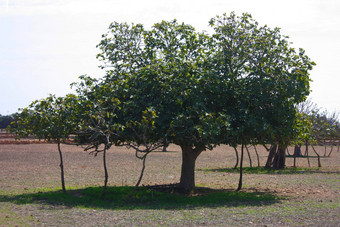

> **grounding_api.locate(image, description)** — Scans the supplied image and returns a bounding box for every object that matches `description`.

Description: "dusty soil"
[1,143,339,226]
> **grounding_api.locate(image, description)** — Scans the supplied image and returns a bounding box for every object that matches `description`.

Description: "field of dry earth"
[0,143,339,226]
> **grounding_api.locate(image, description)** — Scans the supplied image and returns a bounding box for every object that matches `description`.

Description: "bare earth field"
[0,143,339,226]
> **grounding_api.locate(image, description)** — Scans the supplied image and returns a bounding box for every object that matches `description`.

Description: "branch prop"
[124,135,164,197]
[311,145,322,168]
[128,150,150,198]
[253,145,260,167]
[262,144,270,151]
[245,145,252,168]
[102,135,110,197]
[237,144,244,191]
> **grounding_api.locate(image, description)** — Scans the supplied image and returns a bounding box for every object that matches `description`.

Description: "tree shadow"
[202,166,340,174]
[0,185,279,210]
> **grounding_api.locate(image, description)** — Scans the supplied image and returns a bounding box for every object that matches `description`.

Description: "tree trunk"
[233,146,239,169]
[237,144,244,191]
[272,144,286,170]
[327,145,334,157]
[305,139,309,155]
[306,145,311,167]
[129,151,150,198]
[253,145,260,167]
[311,145,322,167]
[245,146,252,168]
[162,145,167,152]
[102,145,108,197]
[294,145,302,157]
[57,141,66,193]
[265,144,277,168]
[293,145,297,168]
[305,143,310,167]
[178,145,203,193]
[102,135,110,198]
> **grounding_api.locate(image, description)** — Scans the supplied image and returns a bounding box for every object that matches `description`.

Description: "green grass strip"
[200,166,329,174]
[0,186,277,210]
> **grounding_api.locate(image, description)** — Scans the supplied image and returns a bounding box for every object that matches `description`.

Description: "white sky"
[0,0,339,115]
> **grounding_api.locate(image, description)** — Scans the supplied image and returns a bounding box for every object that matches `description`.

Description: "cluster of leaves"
[10,94,79,142]
[208,13,314,147]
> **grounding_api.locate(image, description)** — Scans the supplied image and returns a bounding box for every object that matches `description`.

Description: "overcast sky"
[1,0,339,115]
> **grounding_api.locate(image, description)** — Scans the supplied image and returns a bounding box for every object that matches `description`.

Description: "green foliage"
[95,19,231,150]
[203,166,323,175]
[94,13,314,149]
[11,12,314,150]
[9,94,79,142]
[207,12,315,146]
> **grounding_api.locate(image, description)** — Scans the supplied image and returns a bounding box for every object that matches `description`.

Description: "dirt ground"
[1,143,339,226]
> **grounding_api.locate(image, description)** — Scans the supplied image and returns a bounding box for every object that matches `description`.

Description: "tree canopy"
[11,12,315,193]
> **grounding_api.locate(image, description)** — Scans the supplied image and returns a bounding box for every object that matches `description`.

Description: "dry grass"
[1,143,339,226]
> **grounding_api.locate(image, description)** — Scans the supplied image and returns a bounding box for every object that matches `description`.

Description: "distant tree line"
[0,113,17,129]
[293,99,340,161]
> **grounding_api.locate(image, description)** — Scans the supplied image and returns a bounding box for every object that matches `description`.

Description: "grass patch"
[0,186,277,210]
[201,166,328,174]
[0,204,35,226]
[286,155,329,158]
